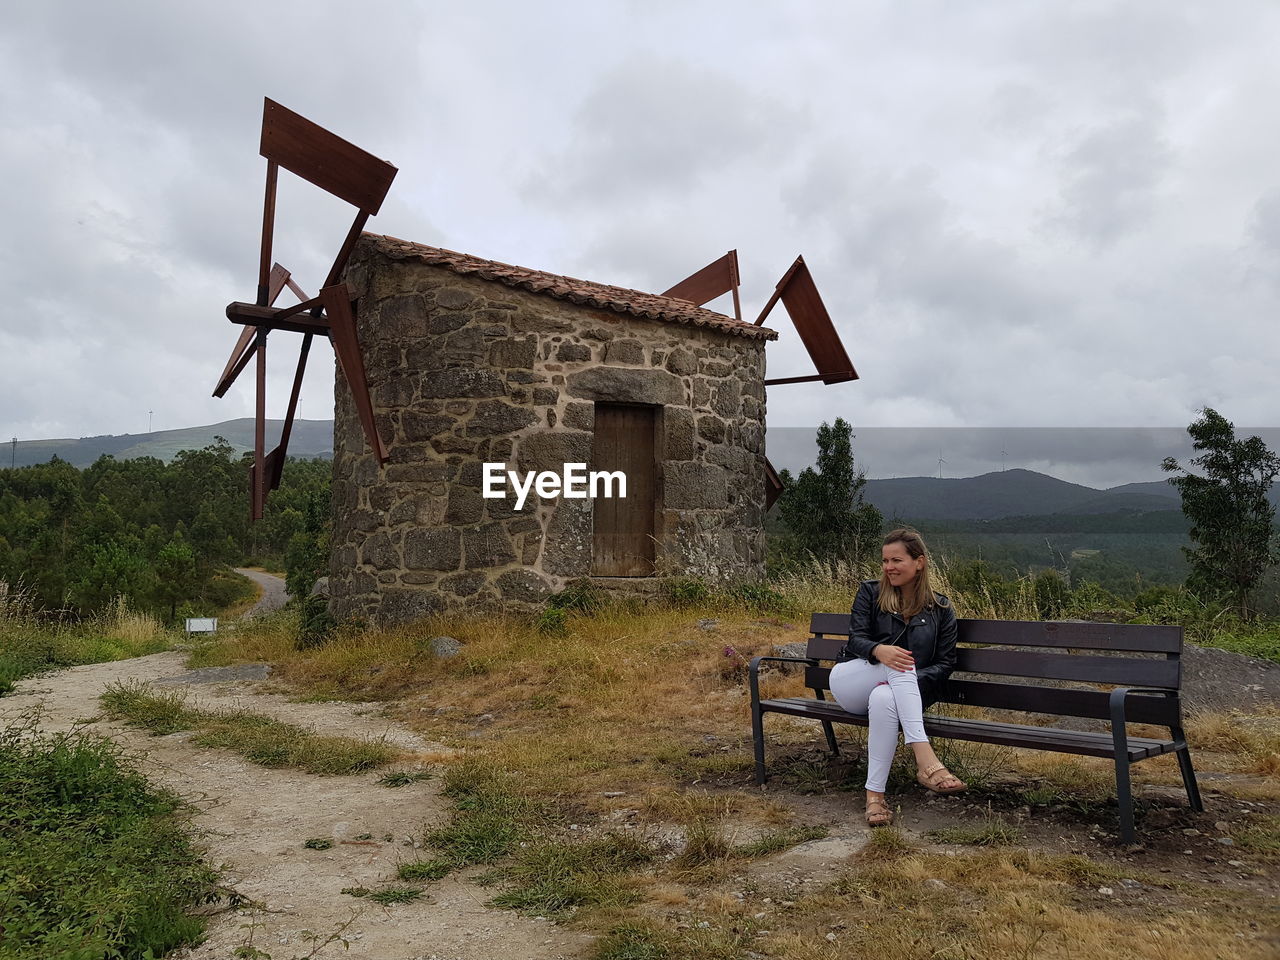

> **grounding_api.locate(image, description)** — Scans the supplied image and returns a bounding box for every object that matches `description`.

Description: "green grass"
[1202,620,1280,663]
[593,918,755,960]
[99,680,398,775]
[0,714,223,959]
[378,769,434,787]
[486,832,657,916]
[422,759,544,871]
[397,859,452,882]
[927,815,1024,846]
[366,885,425,905]
[419,760,666,917]
[671,818,733,869]
[732,825,829,858]
[1232,814,1280,856]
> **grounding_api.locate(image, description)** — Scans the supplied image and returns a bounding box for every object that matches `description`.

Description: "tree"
[777,418,883,566]
[153,533,198,622]
[1162,408,1280,617]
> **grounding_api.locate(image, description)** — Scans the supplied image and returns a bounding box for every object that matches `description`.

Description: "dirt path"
[234,568,290,617]
[1,652,592,960]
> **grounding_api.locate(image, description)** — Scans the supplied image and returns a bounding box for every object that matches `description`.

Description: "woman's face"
[882,540,925,588]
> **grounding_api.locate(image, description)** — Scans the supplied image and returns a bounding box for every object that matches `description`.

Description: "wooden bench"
[749,613,1203,844]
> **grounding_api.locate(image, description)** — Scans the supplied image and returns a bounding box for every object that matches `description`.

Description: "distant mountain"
[5,419,334,469]
[863,468,1187,521]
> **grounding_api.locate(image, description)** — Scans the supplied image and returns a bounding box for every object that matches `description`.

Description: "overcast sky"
[2,2,1277,480]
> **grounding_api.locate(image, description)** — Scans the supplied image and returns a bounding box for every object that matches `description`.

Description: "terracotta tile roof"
[361,234,778,341]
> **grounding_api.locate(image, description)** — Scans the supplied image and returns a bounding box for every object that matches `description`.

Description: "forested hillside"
[0,440,330,619]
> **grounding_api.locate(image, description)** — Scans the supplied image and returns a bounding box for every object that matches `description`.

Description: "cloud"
[1047,111,1173,248]
[1,0,1278,451]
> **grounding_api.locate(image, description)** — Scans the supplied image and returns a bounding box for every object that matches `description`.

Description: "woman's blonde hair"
[878,527,947,618]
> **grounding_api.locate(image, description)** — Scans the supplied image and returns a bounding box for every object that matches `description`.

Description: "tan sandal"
[917,763,967,794]
[865,798,894,828]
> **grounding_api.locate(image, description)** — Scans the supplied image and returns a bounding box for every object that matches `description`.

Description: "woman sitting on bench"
[828,528,966,827]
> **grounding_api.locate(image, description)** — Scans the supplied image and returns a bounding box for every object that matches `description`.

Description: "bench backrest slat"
[807,635,847,660]
[810,612,1182,654]
[957,647,1180,688]
[958,619,1182,653]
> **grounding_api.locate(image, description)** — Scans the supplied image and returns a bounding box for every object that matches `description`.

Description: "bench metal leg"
[1171,731,1203,812]
[751,702,767,785]
[813,690,840,757]
[1113,751,1136,844]
[821,721,840,757]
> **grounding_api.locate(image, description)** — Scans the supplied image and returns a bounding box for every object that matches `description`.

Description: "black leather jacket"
[841,579,958,709]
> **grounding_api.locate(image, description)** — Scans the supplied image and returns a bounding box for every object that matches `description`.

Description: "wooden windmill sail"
[662,251,859,508]
[213,98,398,519]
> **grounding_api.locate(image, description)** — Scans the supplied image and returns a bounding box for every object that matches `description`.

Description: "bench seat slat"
[809,613,1182,653]
[758,697,1174,760]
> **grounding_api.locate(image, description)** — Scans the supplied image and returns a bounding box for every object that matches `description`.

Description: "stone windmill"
[214,100,861,621]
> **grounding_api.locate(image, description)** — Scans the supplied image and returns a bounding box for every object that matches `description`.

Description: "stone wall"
[329,240,768,624]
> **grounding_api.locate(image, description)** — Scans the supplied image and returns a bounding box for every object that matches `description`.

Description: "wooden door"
[592,404,657,576]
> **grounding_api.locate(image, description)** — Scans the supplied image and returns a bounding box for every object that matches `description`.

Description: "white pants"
[828,658,929,793]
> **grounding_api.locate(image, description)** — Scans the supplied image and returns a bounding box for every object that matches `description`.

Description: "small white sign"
[185,617,218,635]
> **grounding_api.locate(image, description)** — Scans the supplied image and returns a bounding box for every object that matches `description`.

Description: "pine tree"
[1162,408,1280,617]
[777,418,883,566]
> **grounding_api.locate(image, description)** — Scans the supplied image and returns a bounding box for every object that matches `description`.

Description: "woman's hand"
[874,644,915,672]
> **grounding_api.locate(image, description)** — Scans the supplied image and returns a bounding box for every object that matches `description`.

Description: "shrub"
[534,607,569,636]
[546,578,605,614]
[662,576,711,606]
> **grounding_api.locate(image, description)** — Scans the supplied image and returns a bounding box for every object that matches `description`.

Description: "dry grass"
[745,845,1276,960]
[1186,709,1280,777]
[189,597,1280,959]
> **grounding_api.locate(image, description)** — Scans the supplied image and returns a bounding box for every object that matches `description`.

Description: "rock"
[1181,644,1280,714]
[309,577,329,598]
[566,366,683,405]
[1182,828,1201,836]
[462,523,516,569]
[417,368,506,399]
[1228,860,1245,867]
[429,636,463,658]
[1120,878,1142,889]
[404,528,462,571]
[466,399,538,437]
[1217,837,1235,846]
[1097,887,1114,896]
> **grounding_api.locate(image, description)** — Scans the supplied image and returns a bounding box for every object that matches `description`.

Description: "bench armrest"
[1108,686,1180,737]
[749,655,818,706]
